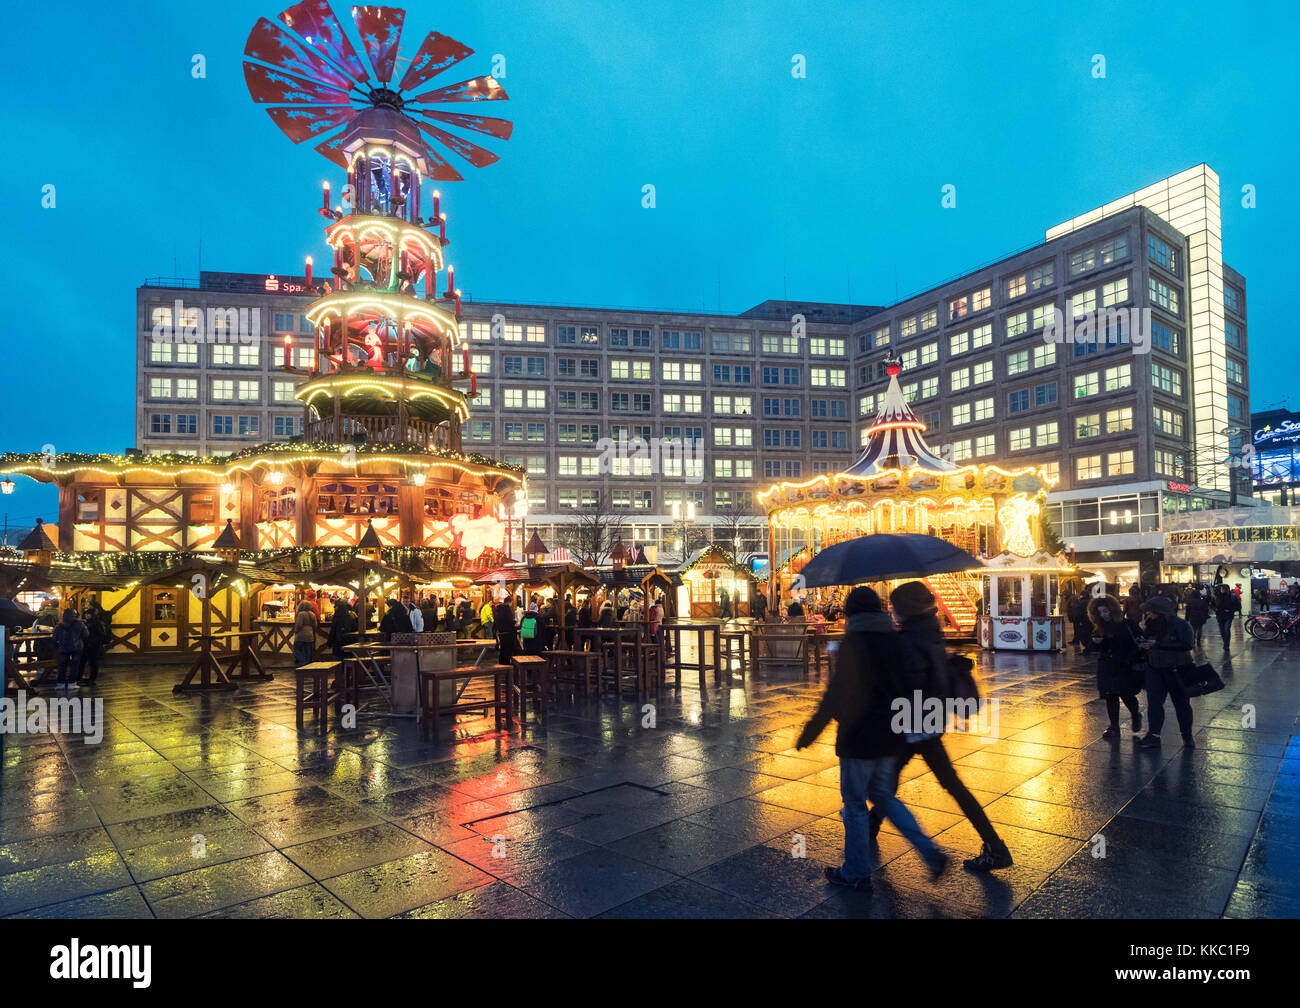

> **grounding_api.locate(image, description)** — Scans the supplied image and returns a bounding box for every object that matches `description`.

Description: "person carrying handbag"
[1136,595,1195,749]
[1088,595,1143,739]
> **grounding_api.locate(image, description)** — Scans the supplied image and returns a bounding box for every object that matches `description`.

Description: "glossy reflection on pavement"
[1,624,1297,919]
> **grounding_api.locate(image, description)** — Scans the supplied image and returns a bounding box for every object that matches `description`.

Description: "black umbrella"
[0,598,37,629]
[797,533,982,588]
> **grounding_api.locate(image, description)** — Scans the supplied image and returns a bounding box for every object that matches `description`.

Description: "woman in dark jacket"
[379,597,412,642]
[796,586,945,889]
[327,600,357,660]
[1088,594,1143,739]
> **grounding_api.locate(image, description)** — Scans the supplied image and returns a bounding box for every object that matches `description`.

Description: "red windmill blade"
[243,2,511,177]
[352,5,405,84]
[397,32,473,92]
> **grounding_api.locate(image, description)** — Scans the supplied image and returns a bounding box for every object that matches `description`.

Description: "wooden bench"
[419,663,511,736]
[295,661,343,732]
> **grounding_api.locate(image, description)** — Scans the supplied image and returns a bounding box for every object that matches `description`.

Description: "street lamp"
[0,479,13,495]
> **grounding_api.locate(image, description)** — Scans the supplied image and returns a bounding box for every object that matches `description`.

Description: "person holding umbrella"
[796,586,948,889]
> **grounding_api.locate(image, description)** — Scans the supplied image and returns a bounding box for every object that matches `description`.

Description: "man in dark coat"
[751,590,768,622]
[796,586,947,890]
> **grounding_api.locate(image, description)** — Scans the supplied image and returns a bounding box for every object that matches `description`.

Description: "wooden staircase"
[925,572,979,637]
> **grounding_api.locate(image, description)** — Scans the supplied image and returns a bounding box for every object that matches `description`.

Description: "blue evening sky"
[2,0,1295,525]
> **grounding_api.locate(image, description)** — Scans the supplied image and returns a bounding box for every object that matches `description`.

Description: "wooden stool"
[510,655,549,727]
[295,661,341,732]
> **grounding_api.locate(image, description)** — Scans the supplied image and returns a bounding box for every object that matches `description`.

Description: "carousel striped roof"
[842,354,956,477]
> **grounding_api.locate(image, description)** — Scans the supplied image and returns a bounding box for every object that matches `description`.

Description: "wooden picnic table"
[4,631,54,693]
[210,629,273,683]
[174,631,239,693]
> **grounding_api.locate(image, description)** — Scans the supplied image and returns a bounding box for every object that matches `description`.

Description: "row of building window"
[147,378,298,402]
[147,413,302,438]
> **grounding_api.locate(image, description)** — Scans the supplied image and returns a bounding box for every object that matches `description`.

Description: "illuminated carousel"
[0,3,524,668]
[760,352,1059,638]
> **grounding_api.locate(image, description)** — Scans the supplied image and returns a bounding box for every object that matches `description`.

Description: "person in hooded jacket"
[326,600,357,660]
[1137,595,1195,749]
[494,596,519,664]
[796,586,947,889]
[1184,589,1211,648]
[379,597,412,642]
[1211,583,1241,653]
[1088,594,1143,739]
[866,581,1014,873]
[78,602,110,684]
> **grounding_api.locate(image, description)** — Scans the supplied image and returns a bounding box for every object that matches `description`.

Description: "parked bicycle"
[1246,609,1300,642]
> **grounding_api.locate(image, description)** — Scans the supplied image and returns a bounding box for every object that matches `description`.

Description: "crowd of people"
[1067,582,1246,656]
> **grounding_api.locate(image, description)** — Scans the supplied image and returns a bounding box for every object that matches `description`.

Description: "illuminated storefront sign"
[1166,526,1300,546]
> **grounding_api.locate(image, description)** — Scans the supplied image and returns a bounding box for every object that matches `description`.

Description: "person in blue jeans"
[797,586,948,890]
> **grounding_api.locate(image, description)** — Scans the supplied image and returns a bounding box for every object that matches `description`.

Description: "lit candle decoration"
[283,334,292,368]
[446,265,454,298]
[454,288,462,315]
[470,371,477,395]
[305,255,313,288]
[432,190,440,222]
[439,213,447,241]
[322,181,330,212]
[461,341,470,373]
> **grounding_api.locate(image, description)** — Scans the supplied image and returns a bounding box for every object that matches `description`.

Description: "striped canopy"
[842,359,956,477]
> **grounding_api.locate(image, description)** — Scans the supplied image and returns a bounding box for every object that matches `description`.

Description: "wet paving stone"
[396,880,569,919]
[687,843,834,916]
[506,847,677,918]
[0,851,134,916]
[9,885,154,920]
[320,849,492,918]
[3,642,1299,917]
[606,819,758,876]
[121,826,276,883]
[282,823,433,879]
[197,882,359,919]
[598,877,781,918]
[141,850,314,919]
[681,797,818,844]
